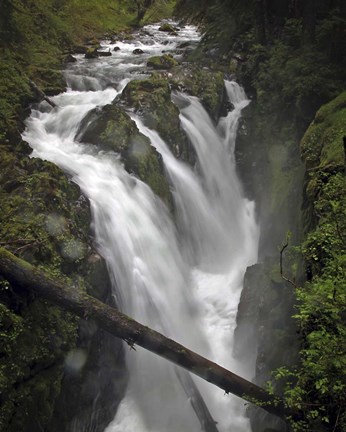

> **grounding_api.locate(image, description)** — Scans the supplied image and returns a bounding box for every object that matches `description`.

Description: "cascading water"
[22,22,259,432]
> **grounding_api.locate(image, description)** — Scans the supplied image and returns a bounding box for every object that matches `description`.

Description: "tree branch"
[280,240,298,288]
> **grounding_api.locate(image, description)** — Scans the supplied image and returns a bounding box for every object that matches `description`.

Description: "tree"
[0,246,289,420]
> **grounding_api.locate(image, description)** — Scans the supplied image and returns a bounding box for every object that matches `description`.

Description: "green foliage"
[142,0,176,23]
[301,91,346,170]
[0,0,137,137]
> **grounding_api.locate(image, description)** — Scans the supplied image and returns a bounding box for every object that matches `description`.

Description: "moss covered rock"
[76,102,171,206]
[159,23,177,33]
[121,75,190,159]
[170,65,225,120]
[147,54,178,70]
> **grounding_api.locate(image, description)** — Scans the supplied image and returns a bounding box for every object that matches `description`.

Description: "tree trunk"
[0,247,288,420]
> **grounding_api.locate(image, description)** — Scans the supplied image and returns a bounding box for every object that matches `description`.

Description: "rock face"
[170,65,225,121]
[47,258,127,432]
[234,261,298,432]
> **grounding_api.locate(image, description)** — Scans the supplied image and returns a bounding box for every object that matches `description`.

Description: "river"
[22,21,259,432]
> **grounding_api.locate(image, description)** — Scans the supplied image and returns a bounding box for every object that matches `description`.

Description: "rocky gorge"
[0,1,345,432]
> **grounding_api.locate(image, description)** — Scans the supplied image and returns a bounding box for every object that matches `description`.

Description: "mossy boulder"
[77,104,140,154]
[76,103,171,206]
[147,54,178,70]
[170,65,225,120]
[159,23,177,33]
[121,75,190,159]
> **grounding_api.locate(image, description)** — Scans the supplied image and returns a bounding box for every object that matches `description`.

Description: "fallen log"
[0,247,287,419]
[29,79,57,108]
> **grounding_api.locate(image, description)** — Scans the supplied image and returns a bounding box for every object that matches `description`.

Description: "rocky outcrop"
[170,65,225,121]
[76,102,171,206]
[121,75,191,160]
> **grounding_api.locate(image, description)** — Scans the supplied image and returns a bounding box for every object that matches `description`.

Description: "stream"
[22,21,259,432]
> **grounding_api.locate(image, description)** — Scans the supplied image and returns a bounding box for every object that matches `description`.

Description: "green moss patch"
[301,91,346,171]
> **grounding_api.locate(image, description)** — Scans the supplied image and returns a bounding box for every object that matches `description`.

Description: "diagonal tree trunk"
[0,247,288,420]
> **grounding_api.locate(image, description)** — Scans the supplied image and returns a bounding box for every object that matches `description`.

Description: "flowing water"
[23,22,259,432]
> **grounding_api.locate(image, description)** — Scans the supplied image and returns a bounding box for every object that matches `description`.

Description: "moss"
[77,101,172,206]
[147,54,178,70]
[301,91,346,171]
[121,75,189,158]
[171,66,225,120]
[79,104,141,153]
[0,300,78,432]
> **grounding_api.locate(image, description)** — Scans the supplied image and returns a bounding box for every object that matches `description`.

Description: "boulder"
[121,75,190,160]
[133,48,144,55]
[113,46,121,52]
[159,23,177,33]
[75,103,171,205]
[147,54,178,70]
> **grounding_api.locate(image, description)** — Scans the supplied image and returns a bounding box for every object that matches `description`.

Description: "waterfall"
[22,22,259,432]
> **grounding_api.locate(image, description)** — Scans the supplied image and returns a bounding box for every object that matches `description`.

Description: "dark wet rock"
[98,50,112,57]
[113,46,121,51]
[169,65,225,120]
[133,48,144,55]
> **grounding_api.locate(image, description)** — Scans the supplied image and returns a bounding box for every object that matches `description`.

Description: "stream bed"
[23,21,259,432]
